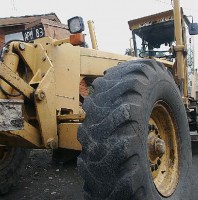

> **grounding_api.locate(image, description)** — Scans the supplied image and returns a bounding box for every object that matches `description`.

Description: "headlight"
[68,16,85,34]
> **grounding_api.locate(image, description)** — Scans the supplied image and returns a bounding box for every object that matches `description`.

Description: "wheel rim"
[148,101,179,197]
[0,146,14,170]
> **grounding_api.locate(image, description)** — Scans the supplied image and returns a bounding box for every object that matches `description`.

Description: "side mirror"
[189,23,198,35]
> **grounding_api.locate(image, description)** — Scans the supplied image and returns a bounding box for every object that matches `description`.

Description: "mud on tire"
[77,59,192,200]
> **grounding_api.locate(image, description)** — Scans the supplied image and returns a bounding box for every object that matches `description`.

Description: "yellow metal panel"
[10,121,42,147]
[35,67,57,148]
[14,41,53,76]
[128,9,174,31]
[53,38,70,46]
[154,58,173,68]
[58,123,81,150]
[57,113,85,121]
[51,43,81,114]
[80,48,137,76]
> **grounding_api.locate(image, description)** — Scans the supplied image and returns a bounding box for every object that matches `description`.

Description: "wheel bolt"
[151,165,155,172]
[157,159,161,166]
[148,124,155,132]
[148,124,152,131]
[155,128,159,135]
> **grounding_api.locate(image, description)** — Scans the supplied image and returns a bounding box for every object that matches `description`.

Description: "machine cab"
[128,9,198,60]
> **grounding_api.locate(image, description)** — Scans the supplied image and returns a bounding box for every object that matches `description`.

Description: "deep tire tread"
[78,59,191,200]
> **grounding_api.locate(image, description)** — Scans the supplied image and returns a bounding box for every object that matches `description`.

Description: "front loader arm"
[0,40,58,148]
[0,64,42,147]
[13,41,58,148]
[0,37,134,150]
[0,61,34,99]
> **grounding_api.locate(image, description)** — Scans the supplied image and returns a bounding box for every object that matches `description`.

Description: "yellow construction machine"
[0,0,197,199]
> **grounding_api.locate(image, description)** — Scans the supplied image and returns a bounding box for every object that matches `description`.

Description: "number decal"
[39,28,44,37]
[22,25,45,42]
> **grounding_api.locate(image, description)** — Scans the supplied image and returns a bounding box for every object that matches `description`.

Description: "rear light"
[70,33,84,46]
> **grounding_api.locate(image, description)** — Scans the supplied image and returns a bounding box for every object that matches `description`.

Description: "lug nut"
[149,124,155,131]
[155,128,159,135]
[148,124,152,131]
[151,164,155,172]
[157,159,161,166]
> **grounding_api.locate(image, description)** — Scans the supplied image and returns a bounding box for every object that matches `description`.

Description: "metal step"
[191,131,198,142]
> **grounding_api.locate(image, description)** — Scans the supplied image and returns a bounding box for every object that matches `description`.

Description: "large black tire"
[0,147,29,194]
[78,59,192,200]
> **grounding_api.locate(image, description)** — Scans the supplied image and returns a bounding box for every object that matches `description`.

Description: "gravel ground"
[1,149,84,200]
[0,144,198,200]
[190,142,198,200]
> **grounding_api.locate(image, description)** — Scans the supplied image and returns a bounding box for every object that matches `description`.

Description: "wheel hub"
[148,101,179,197]
[148,125,165,172]
[148,135,166,158]
[154,138,166,157]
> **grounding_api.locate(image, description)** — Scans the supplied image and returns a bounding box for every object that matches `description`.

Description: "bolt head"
[35,89,45,101]
[42,56,46,61]
[151,164,155,172]
[19,43,25,51]
[157,159,161,166]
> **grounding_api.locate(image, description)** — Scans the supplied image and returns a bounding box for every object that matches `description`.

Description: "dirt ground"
[190,143,198,200]
[1,149,84,200]
[1,145,198,200]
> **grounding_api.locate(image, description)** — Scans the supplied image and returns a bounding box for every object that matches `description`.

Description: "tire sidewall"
[78,60,192,200]
[142,73,191,200]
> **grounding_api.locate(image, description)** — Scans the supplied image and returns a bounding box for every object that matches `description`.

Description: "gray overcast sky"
[1,0,198,56]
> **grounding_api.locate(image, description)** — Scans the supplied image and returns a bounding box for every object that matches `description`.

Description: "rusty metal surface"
[0,99,23,131]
